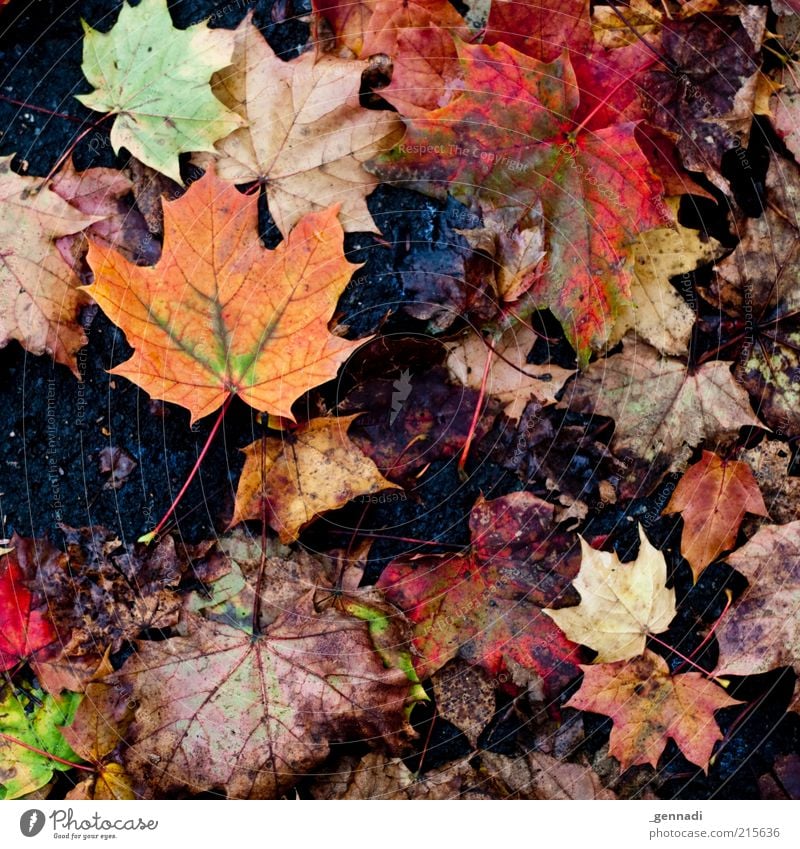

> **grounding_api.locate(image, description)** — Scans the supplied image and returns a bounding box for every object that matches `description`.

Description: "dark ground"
[1,0,798,799]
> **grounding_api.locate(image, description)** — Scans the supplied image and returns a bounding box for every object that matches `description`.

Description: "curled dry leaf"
[230,415,399,542]
[544,525,676,663]
[446,326,575,419]
[77,0,243,183]
[716,520,800,714]
[563,337,764,471]
[663,450,768,582]
[84,166,365,425]
[566,650,741,773]
[456,205,546,305]
[360,0,470,117]
[206,15,401,235]
[0,155,100,375]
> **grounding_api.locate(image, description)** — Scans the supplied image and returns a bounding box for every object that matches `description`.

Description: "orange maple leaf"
[566,650,742,773]
[663,450,769,582]
[83,166,365,424]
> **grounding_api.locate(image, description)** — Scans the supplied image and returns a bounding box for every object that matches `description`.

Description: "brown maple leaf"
[230,415,400,542]
[566,650,742,772]
[0,155,101,374]
[715,520,800,714]
[663,450,768,582]
[206,15,401,235]
[116,595,417,798]
[84,165,365,424]
[563,337,764,472]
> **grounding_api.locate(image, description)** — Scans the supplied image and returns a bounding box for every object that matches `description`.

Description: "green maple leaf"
[77,0,244,183]
[0,688,83,800]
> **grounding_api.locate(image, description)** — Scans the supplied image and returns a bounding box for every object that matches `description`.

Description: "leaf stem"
[458,337,495,473]
[0,732,93,772]
[647,632,717,677]
[139,394,234,543]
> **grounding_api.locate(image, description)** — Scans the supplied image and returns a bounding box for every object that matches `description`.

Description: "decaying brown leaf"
[716,520,800,714]
[432,659,495,747]
[230,415,399,542]
[563,337,764,472]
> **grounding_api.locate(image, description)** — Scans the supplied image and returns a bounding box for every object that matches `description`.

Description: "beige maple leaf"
[0,155,101,374]
[609,198,724,356]
[544,525,676,662]
[205,14,401,235]
[446,325,575,419]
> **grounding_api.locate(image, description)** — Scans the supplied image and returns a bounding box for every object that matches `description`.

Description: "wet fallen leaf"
[77,0,243,183]
[0,155,100,374]
[378,491,583,691]
[52,159,158,275]
[431,659,495,747]
[370,40,666,364]
[230,415,399,542]
[705,155,800,437]
[360,0,469,117]
[544,525,676,663]
[35,526,184,657]
[663,450,768,581]
[642,12,766,189]
[609,198,724,356]
[446,326,575,419]
[60,679,135,800]
[566,650,741,772]
[343,367,501,486]
[480,749,617,799]
[98,446,137,490]
[116,597,417,798]
[206,15,400,235]
[0,542,56,671]
[84,165,365,424]
[563,337,764,471]
[308,751,479,799]
[715,520,800,713]
[0,688,83,800]
[740,440,800,525]
[311,0,376,55]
